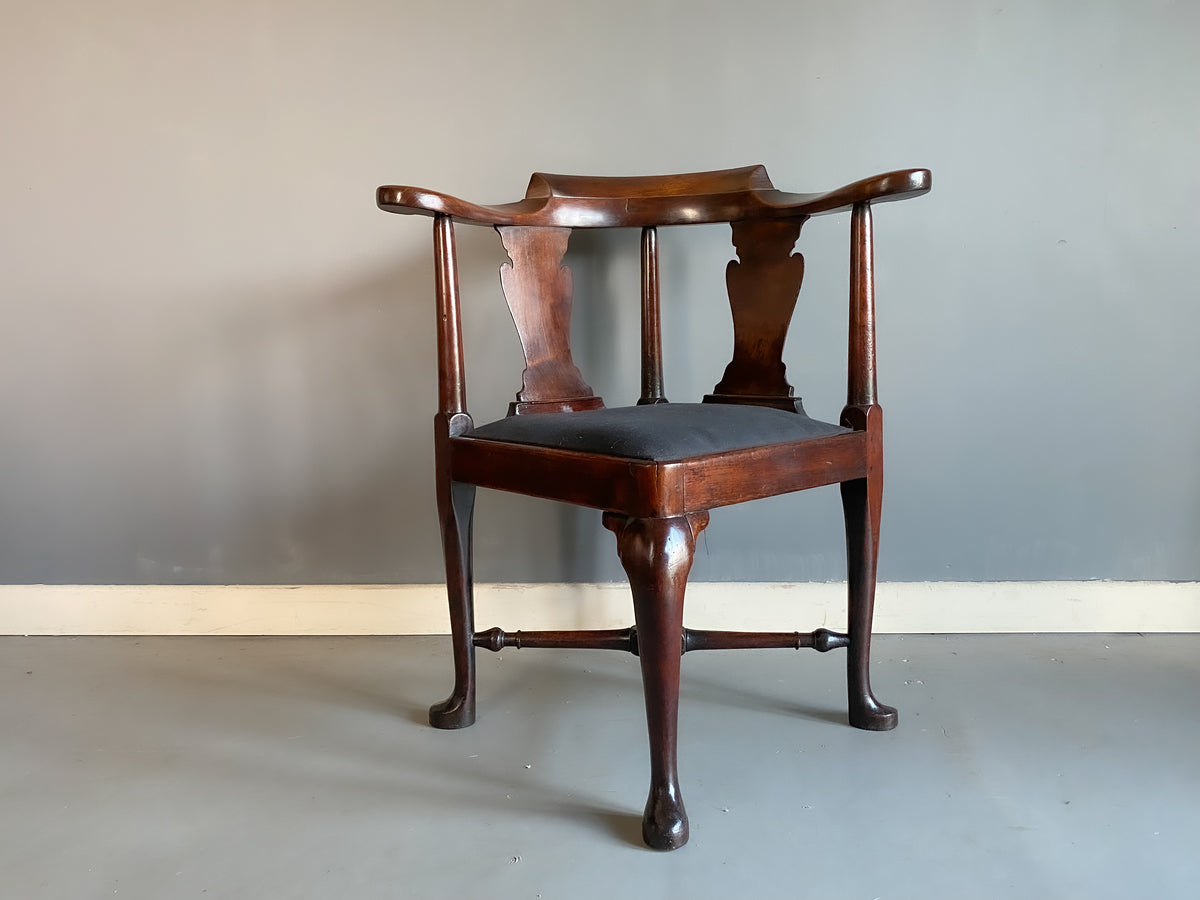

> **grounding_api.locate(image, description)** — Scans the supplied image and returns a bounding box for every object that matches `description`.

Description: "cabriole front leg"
[429,478,477,729]
[603,511,709,851]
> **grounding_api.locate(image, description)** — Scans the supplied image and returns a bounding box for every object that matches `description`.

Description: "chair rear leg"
[604,511,709,851]
[840,472,897,731]
[429,479,477,729]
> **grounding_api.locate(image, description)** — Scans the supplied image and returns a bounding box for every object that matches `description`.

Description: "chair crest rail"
[378,166,930,229]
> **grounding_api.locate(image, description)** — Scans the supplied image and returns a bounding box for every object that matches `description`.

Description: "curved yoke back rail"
[376,164,931,850]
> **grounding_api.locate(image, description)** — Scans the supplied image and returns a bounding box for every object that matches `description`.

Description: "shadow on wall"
[157,257,442,585]
[4,249,438,584]
[0,225,656,585]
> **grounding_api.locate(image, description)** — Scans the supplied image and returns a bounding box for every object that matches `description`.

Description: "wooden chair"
[376,164,931,849]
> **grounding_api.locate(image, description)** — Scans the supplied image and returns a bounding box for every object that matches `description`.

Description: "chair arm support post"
[847,202,877,408]
[434,214,468,417]
[639,226,668,405]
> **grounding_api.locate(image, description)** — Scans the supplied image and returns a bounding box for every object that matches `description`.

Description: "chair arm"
[763,169,931,218]
[375,185,547,226]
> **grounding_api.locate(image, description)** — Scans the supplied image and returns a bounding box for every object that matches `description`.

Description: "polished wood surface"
[603,511,709,850]
[839,404,896,730]
[433,215,467,418]
[428,213,476,729]
[378,164,930,848]
[378,166,931,228]
[497,225,602,414]
[705,218,807,410]
[474,626,850,655]
[848,203,878,408]
[449,429,869,518]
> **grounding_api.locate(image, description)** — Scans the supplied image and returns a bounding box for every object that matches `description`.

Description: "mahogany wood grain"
[638,226,668,405]
[705,219,807,411]
[428,217,474,726]
[681,627,849,653]
[429,464,476,729]
[838,403,896,730]
[474,626,638,654]
[473,625,851,655]
[450,431,868,518]
[433,215,467,417]
[603,512,709,850]
[676,431,869,510]
[448,438,674,517]
[378,166,931,228]
[496,225,602,414]
[848,203,877,408]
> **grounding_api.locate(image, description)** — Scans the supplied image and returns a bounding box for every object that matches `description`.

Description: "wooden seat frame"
[377,164,931,849]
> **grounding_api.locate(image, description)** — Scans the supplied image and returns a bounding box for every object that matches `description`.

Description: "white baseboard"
[0,582,1196,635]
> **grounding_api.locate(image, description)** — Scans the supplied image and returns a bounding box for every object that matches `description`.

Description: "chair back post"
[638,225,668,405]
[433,214,468,420]
[847,202,877,408]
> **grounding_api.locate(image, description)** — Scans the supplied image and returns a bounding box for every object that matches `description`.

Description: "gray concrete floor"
[1,634,1197,899]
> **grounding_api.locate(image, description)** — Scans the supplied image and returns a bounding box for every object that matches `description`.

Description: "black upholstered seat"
[468,402,849,462]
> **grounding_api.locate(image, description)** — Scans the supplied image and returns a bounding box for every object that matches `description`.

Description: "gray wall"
[2,0,1197,585]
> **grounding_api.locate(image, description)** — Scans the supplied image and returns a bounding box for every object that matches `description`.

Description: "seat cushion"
[467,402,849,462]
